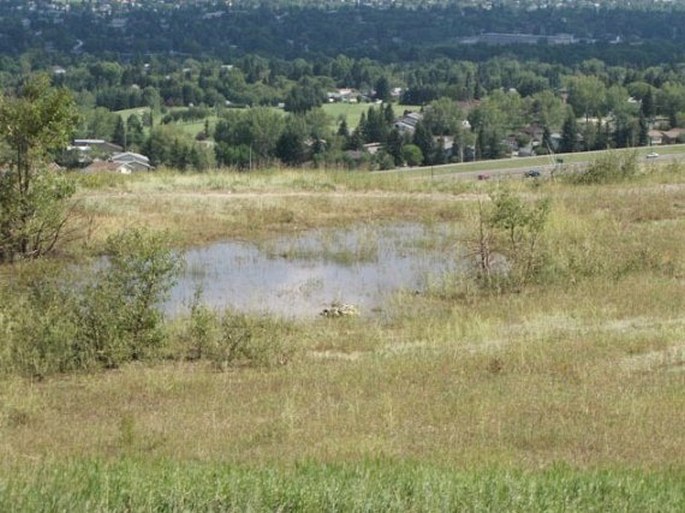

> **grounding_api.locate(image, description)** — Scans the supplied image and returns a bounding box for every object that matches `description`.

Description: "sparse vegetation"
[1,153,684,508]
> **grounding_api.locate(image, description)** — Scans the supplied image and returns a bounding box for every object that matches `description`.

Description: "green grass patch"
[1,459,683,512]
[322,102,421,130]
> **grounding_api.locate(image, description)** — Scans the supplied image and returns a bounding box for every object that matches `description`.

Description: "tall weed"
[179,299,298,369]
[567,150,639,184]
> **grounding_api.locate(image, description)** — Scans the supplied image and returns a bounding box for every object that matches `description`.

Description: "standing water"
[168,223,462,318]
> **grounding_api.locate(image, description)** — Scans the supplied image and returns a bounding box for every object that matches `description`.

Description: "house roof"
[111,152,152,169]
[72,139,123,152]
[660,128,685,139]
[394,111,423,132]
[111,151,150,163]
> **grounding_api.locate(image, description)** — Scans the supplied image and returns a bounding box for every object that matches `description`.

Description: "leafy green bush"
[469,190,551,292]
[0,75,79,263]
[75,229,183,368]
[0,228,182,376]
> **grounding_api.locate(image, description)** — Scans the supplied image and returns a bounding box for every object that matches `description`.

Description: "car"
[525,169,541,178]
[477,173,491,181]
[646,152,659,159]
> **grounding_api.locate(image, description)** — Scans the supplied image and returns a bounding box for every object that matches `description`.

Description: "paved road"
[429,154,682,182]
[381,150,684,182]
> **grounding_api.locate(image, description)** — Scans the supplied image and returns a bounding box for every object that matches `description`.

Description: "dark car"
[525,169,541,178]
[477,173,491,181]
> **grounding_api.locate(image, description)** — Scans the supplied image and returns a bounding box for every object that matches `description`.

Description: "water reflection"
[168,223,461,318]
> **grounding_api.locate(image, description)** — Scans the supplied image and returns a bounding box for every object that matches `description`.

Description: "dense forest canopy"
[3,1,685,170]
[4,1,685,64]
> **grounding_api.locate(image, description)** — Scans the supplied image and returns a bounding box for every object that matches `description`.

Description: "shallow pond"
[168,223,464,319]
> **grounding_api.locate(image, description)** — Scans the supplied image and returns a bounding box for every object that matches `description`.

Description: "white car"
[646,152,659,159]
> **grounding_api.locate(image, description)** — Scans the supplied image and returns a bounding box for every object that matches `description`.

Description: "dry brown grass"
[2,161,684,474]
[1,273,683,470]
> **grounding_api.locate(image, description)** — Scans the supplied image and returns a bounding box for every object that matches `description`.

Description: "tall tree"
[566,75,607,122]
[413,121,434,165]
[560,111,579,153]
[126,114,145,149]
[375,76,391,102]
[0,75,78,262]
[113,115,126,149]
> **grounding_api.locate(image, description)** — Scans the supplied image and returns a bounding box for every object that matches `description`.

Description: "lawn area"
[321,101,421,129]
[113,102,421,141]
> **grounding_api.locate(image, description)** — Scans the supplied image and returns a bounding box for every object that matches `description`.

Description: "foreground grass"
[2,273,683,468]
[2,459,683,512]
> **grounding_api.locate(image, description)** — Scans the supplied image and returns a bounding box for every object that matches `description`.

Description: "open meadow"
[1,158,684,510]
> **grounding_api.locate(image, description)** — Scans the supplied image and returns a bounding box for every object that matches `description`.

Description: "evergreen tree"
[276,127,307,166]
[638,111,649,147]
[363,106,388,143]
[560,112,579,153]
[641,89,655,120]
[476,127,486,161]
[386,128,404,165]
[337,119,350,138]
[126,114,144,149]
[346,127,364,151]
[113,115,126,149]
[384,103,395,125]
[375,76,391,102]
[413,121,434,165]
[542,125,553,153]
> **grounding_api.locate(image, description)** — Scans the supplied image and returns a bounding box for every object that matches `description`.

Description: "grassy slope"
[2,161,685,509]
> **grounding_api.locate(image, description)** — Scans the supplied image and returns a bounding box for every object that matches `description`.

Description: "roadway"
[378,145,685,181]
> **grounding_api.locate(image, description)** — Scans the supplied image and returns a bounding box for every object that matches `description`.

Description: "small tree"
[471,189,551,290]
[0,75,79,262]
[76,228,183,368]
[401,144,423,167]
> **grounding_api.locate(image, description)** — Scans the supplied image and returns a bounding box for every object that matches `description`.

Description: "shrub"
[569,151,639,185]
[0,75,79,263]
[180,301,297,369]
[0,228,183,376]
[469,190,551,292]
[0,265,79,377]
[75,228,183,368]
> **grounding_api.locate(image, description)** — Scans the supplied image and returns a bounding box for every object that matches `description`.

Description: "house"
[327,88,357,103]
[83,160,134,175]
[394,111,422,134]
[433,136,455,160]
[363,142,383,155]
[111,152,152,172]
[522,124,545,143]
[660,128,685,144]
[647,130,663,145]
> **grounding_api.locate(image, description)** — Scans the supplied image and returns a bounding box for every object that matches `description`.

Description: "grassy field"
[322,102,421,130]
[1,159,684,509]
[113,102,421,142]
